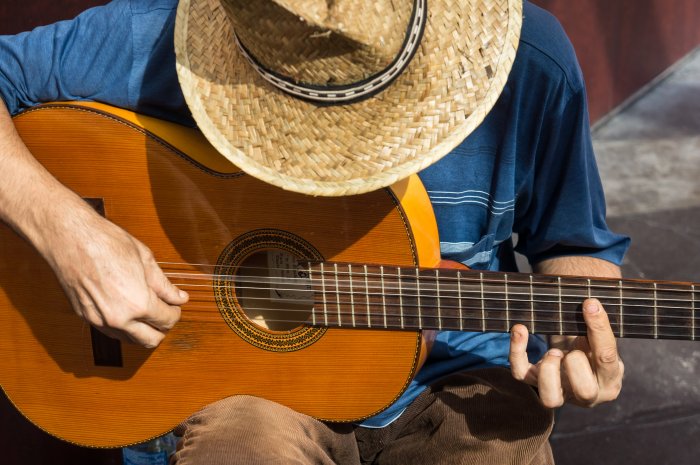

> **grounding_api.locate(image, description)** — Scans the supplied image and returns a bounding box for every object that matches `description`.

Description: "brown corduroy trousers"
[172,368,554,465]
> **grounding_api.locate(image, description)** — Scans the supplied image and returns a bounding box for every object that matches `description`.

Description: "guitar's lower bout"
[0,103,443,448]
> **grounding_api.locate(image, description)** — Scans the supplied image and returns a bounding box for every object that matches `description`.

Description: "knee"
[173,396,299,464]
[183,395,289,435]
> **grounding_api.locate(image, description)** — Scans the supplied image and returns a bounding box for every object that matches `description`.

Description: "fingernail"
[583,300,600,314]
[179,290,188,299]
[548,349,564,357]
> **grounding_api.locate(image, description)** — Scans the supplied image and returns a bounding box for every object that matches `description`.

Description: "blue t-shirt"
[0,0,630,427]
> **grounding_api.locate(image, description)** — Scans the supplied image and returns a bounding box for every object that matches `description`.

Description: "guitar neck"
[307,263,699,341]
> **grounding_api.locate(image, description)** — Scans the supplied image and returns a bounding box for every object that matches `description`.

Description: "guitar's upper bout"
[17,101,243,176]
[388,174,442,269]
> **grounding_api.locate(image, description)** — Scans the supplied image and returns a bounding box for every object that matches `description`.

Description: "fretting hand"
[509,298,624,408]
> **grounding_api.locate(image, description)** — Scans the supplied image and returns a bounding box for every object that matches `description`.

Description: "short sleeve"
[514,82,630,265]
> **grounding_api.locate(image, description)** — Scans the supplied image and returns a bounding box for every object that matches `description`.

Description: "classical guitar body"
[0,104,442,447]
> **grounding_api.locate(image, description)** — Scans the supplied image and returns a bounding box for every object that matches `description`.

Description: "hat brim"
[175,0,522,196]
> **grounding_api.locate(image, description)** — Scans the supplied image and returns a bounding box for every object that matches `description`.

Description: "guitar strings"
[157,262,700,297]
[152,263,698,334]
[165,273,699,313]
[164,272,699,305]
[180,289,695,329]
[173,279,697,312]
[183,301,695,330]
[175,306,691,338]
[181,299,695,326]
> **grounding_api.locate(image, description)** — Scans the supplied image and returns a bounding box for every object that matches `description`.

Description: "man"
[0,0,628,463]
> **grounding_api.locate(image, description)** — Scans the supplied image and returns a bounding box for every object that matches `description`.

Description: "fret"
[528,275,561,335]
[653,282,693,341]
[529,275,536,334]
[320,262,329,326]
[308,264,316,326]
[653,282,658,339]
[308,262,700,340]
[693,284,696,341]
[557,276,563,335]
[334,263,342,327]
[397,267,404,330]
[480,272,486,332]
[504,274,510,332]
[618,280,624,337]
[364,265,371,329]
[415,268,423,329]
[457,271,464,331]
[621,282,656,338]
[347,264,356,327]
[380,266,388,329]
[559,276,592,335]
[435,269,442,331]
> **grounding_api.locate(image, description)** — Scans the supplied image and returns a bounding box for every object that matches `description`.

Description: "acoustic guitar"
[1,103,697,448]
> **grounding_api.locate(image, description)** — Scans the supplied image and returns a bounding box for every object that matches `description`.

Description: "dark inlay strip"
[84,198,123,367]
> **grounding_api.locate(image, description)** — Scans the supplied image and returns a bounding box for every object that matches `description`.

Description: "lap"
[172,368,554,465]
[356,368,554,465]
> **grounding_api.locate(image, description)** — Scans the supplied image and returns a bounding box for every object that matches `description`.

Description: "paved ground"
[549,47,700,465]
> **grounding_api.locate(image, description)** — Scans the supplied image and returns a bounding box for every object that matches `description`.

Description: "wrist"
[5,183,97,263]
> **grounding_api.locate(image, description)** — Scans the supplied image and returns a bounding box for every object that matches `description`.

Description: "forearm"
[0,99,93,257]
[533,255,621,279]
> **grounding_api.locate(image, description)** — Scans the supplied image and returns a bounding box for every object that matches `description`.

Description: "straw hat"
[175,0,521,196]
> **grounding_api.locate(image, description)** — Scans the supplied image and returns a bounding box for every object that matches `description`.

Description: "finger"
[125,319,167,349]
[139,289,182,333]
[538,349,565,408]
[509,325,537,385]
[85,308,163,349]
[562,350,599,406]
[145,260,189,306]
[582,299,621,384]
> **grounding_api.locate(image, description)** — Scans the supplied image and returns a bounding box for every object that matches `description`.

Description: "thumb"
[146,261,189,306]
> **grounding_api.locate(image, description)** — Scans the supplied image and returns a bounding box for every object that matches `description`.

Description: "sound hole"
[235,250,314,331]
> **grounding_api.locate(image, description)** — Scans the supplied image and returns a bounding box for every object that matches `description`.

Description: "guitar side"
[0,103,443,448]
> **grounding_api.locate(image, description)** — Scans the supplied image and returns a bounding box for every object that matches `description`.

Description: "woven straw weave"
[175,0,521,196]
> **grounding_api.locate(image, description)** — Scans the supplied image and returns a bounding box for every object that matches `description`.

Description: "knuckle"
[576,384,599,403]
[143,334,164,349]
[103,312,128,329]
[542,353,563,368]
[161,317,179,332]
[168,306,182,327]
[138,244,155,262]
[565,349,587,363]
[608,381,623,399]
[596,347,619,365]
[588,316,609,332]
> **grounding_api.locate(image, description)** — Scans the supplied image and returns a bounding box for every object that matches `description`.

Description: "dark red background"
[533,0,700,122]
[1,2,699,464]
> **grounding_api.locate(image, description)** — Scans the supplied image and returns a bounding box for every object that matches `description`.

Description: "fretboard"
[306,263,698,341]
